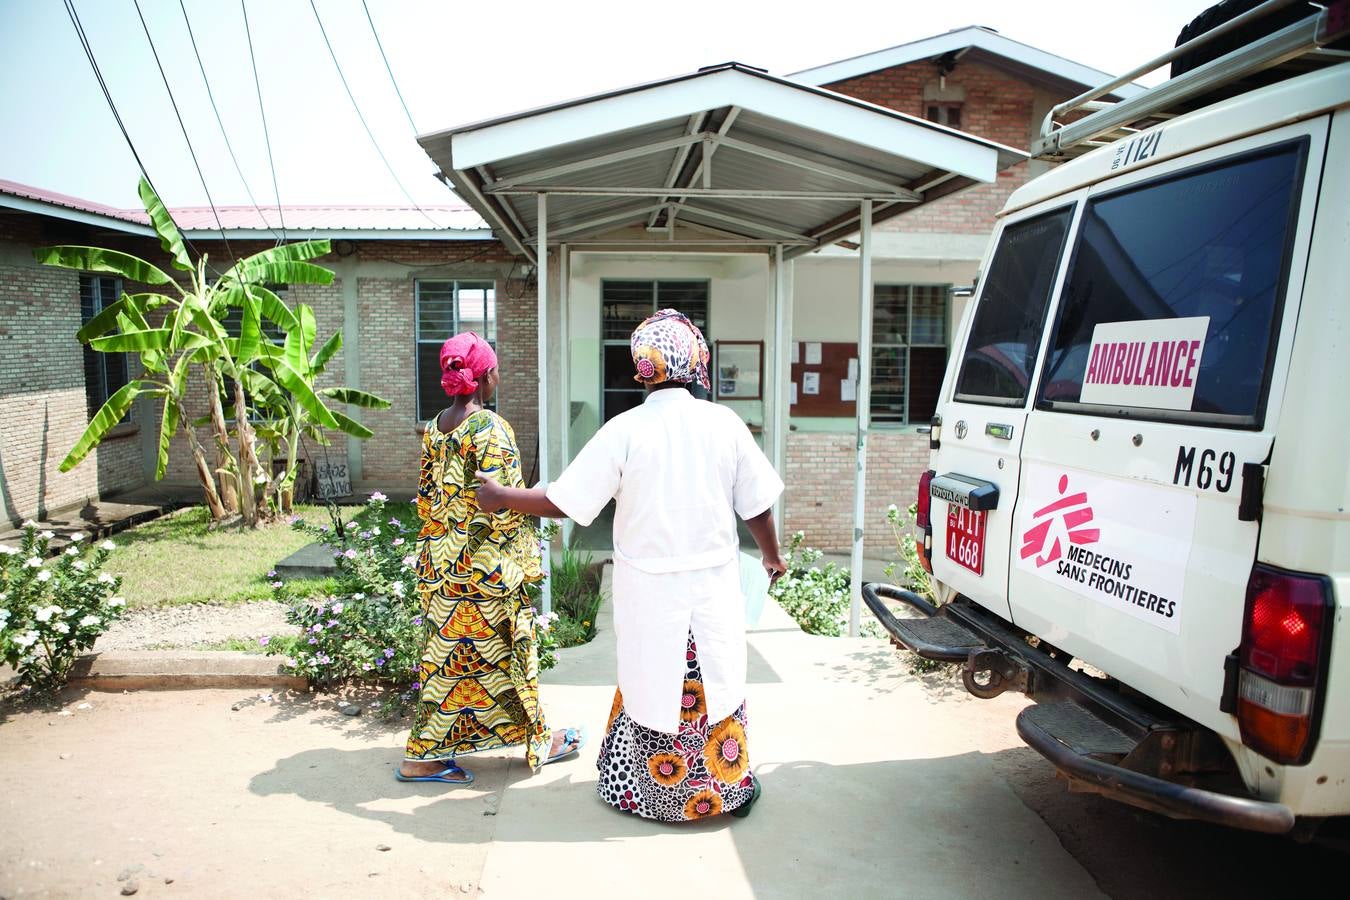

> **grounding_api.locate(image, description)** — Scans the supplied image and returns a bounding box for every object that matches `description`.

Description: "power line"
[307,0,440,227]
[240,0,287,243]
[61,0,208,264]
[132,0,236,262]
[359,0,418,136]
[178,0,280,242]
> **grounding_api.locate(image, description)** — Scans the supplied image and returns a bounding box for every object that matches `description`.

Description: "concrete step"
[69,650,306,692]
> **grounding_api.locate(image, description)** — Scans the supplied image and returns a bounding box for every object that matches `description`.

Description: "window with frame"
[415,280,497,421]
[601,280,709,421]
[954,207,1075,406]
[1039,140,1307,425]
[871,285,949,425]
[80,274,129,421]
[925,102,962,130]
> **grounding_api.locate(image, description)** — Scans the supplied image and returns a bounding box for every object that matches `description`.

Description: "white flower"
[73,561,88,572]
[54,621,70,634]
[40,530,55,540]
[0,543,15,555]
[353,593,366,601]
[331,603,344,614]
[372,526,381,537]
[35,605,61,622]
[79,615,100,627]
[98,573,115,584]
[25,557,42,568]
[100,540,116,551]
[106,597,125,609]
[402,555,416,568]
[391,582,406,598]
[37,570,52,582]
[0,608,9,621]
[22,519,38,529]
[65,546,80,556]
[70,533,85,543]
[14,630,38,649]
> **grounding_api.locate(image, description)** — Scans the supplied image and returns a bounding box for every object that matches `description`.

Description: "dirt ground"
[1,605,1346,898]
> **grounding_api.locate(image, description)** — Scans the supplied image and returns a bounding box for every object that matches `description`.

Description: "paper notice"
[847,358,858,380]
[790,382,798,405]
[840,379,856,402]
[803,372,821,395]
[805,343,823,365]
[791,342,801,364]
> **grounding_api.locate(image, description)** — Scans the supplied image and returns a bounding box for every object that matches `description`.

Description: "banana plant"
[34,177,354,527]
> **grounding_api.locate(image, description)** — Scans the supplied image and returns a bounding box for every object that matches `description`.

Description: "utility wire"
[178,0,280,241]
[359,0,418,136]
[307,0,440,227]
[240,0,287,243]
[62,0,208,264]
[132,0,236,262]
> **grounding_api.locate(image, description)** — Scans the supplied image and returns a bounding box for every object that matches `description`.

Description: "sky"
[0,0,1218,215]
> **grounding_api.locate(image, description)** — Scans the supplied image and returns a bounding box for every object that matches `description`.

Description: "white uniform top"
[547,387,784,731]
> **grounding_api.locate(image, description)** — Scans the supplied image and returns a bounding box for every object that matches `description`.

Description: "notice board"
[791,342,858,417]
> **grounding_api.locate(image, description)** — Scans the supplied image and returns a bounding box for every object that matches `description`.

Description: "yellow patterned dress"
[404,409,551,770]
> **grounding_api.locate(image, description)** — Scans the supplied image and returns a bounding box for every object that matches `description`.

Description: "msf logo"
[1020,474,1100,568]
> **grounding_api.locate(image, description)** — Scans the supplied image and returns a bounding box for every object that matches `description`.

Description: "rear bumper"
[863,583,1297,834]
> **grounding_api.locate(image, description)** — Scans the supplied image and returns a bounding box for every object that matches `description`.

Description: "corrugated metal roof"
[0,179,489,234]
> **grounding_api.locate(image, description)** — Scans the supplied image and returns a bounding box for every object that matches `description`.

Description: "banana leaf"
[284,304,317,376]
[319,387,392,409]
[116,306,167,374]
[33,246,174,286]
[236,284,265,365]
[232,261,334,287]
[221,284,298,332]
[310,331,342,376]
[267,358,340,430]
[226,239,331,281]
[91,329,212,353]
[59,380,155,472]
[75,292,173,343]
[329,408,374,440]
[138,177,193,272]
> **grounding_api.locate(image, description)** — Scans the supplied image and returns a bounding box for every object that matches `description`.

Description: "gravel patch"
[95,602,291,652]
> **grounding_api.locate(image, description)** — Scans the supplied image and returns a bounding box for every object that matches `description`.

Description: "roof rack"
[1033,0,1350,159]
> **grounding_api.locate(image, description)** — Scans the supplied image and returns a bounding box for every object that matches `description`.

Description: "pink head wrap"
[439,332,498,397]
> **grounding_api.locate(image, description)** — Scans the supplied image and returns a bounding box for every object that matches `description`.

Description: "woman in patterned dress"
[477,310,787,820]
[396,332,582,785]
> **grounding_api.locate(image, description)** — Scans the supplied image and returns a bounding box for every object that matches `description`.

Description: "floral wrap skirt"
[596,632,755,821]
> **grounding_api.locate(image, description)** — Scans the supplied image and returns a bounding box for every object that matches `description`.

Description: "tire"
[1170,0,1318,77]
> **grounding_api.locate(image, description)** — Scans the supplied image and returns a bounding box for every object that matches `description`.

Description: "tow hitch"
[962,648,1030,699]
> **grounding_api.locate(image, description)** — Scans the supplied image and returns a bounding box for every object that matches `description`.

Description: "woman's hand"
[475,470,506,513]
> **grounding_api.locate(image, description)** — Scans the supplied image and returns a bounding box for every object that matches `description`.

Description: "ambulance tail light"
[916,469,935,574]
[1236,565,1333,765]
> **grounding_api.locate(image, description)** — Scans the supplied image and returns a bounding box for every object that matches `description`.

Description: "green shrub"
[548,545,604,647]
[883,503,934,600]
[0,525,127,692]
[769,532,852,637]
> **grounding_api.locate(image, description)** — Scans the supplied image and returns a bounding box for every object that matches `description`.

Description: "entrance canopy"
[419,62,1024,260]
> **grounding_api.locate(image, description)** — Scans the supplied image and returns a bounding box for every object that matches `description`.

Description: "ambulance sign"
[1080,316,1209,411]
[1015,462,1197,634]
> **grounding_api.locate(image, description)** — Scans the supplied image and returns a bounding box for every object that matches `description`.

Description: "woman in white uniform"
[476,308,787,821]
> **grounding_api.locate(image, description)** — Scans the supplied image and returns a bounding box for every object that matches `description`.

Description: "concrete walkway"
[0,598,1105,899]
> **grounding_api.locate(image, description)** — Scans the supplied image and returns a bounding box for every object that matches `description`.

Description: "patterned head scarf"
[630,308,711,391]
[439,331,498,397]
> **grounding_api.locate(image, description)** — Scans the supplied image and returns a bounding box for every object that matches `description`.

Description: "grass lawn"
[106,504,358,608]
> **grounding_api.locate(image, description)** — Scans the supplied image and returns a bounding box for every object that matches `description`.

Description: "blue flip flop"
[395,762,475,784]
[542,727,586,765]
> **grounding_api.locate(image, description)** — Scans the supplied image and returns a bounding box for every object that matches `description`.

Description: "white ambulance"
[865,0,1350,836]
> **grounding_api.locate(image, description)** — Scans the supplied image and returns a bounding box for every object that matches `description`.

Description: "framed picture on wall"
[714,340,763,401]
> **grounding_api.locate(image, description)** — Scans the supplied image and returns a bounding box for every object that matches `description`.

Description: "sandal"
[541,726,586,766]
[395,762,475,784]
[730,778,762,818]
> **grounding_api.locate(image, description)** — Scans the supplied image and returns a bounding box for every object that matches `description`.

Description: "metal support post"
[536,193,552,615]
[559,242,573,548]
[771,244,790,523]
[849,202,874,637]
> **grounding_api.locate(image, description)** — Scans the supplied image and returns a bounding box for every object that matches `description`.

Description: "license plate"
[945,506,986,576]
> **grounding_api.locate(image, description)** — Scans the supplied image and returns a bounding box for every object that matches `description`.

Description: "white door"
[1009,119,1328,735]
[928,197,1082,620]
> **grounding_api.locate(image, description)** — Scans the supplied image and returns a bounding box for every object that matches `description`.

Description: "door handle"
[985,423,1014,440]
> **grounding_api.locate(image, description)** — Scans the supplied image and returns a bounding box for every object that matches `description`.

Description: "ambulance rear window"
[953,206,1074,406]
[1038,139,1307,427]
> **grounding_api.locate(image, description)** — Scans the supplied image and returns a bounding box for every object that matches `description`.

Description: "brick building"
[1,27,1134,557]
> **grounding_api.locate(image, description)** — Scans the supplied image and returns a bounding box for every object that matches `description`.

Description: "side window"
[1040,141,1306,425]
[954,207,1074,405]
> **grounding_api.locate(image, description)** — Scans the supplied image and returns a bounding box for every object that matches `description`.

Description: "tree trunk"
[205,364,239,515]
[232,378,263,525]
[178,406,227,520]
